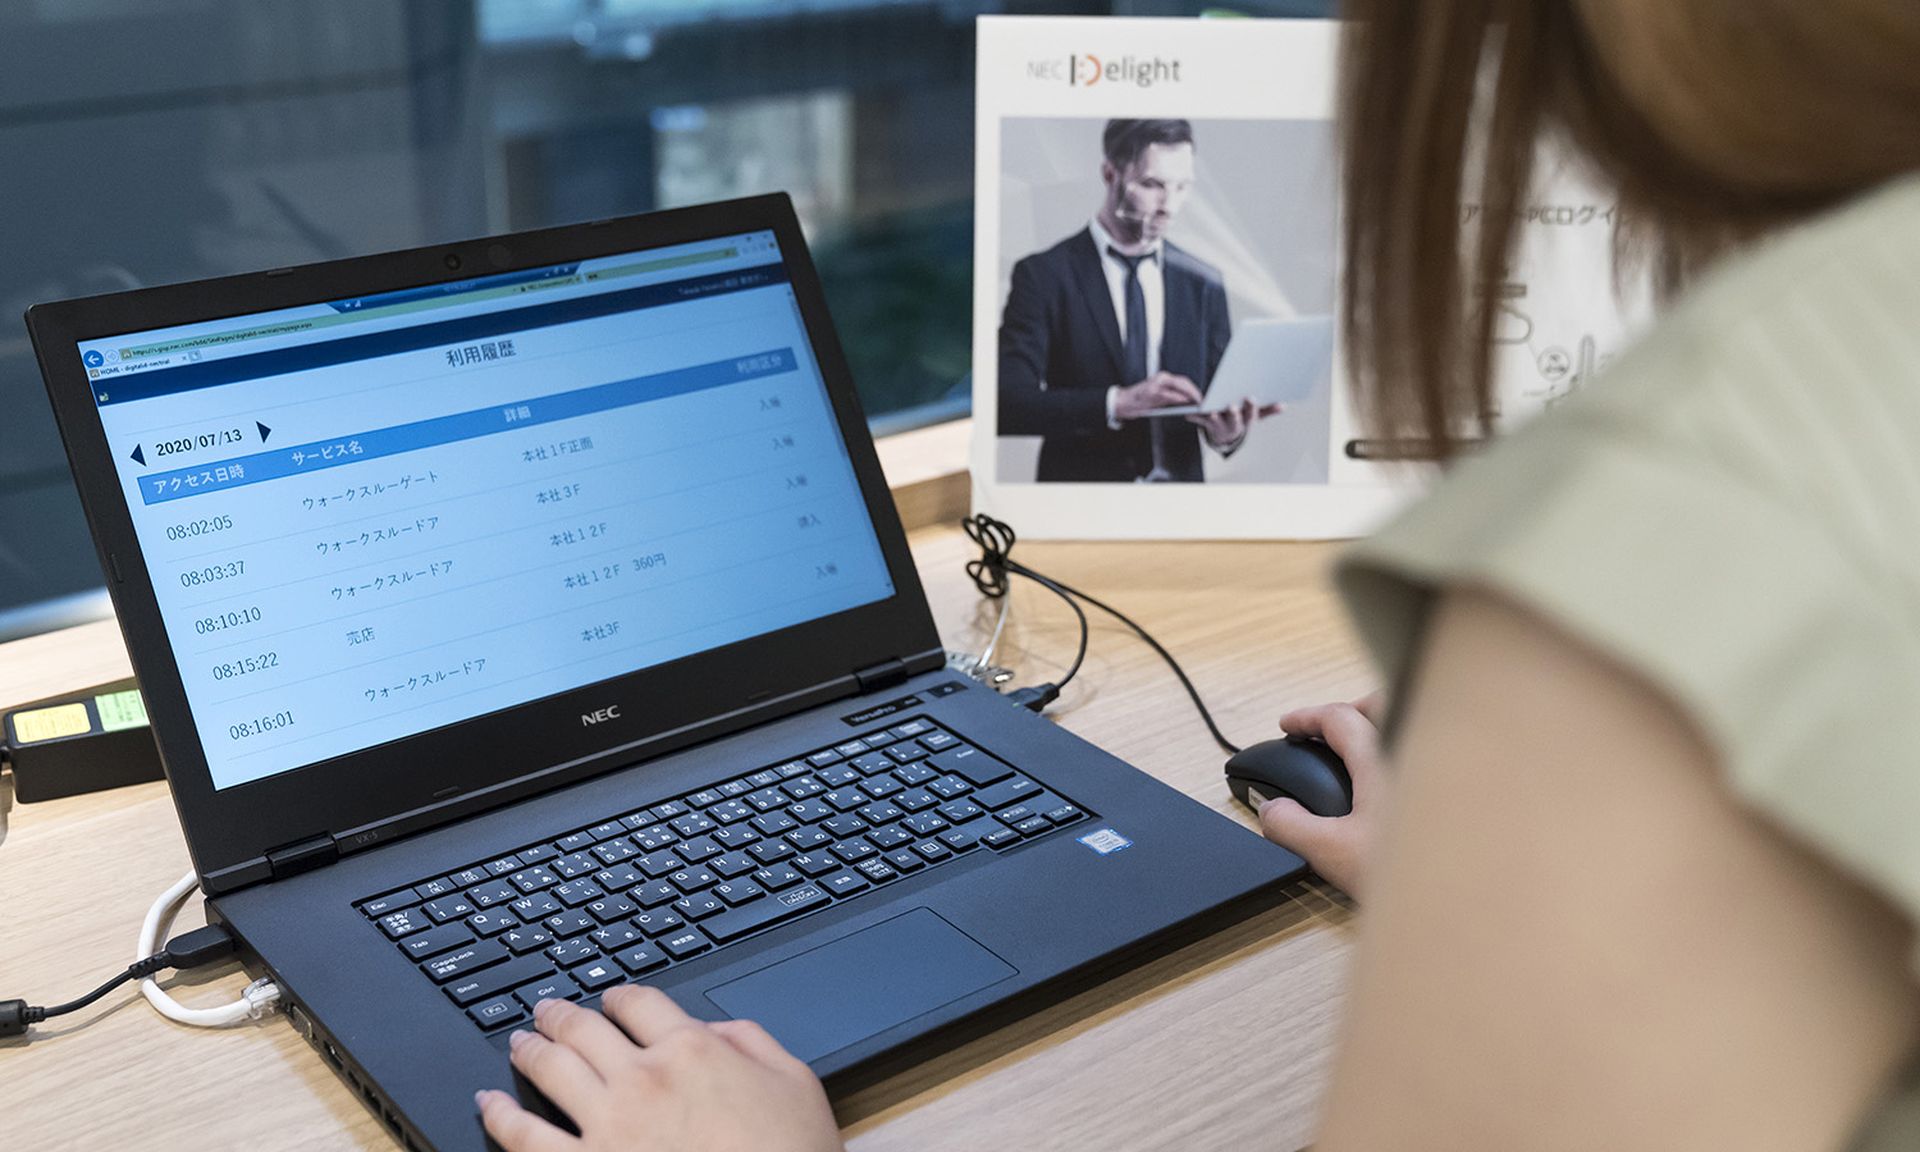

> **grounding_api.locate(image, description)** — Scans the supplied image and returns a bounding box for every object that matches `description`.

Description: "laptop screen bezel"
[27,194,944,887]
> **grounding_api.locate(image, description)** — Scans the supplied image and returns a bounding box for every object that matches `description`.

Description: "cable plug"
[0,998,39,1037]
[1005,683,1060,713]
[163,925,237,969]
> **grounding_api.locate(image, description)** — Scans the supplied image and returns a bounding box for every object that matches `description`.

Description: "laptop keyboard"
[355,717,1090,1032]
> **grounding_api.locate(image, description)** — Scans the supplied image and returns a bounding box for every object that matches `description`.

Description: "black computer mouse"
[1225,736,1353,817]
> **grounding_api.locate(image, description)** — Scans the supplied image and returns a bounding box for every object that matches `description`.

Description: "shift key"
[702,883,832,944]
[444,953,557,1007]
[423,939,507,983]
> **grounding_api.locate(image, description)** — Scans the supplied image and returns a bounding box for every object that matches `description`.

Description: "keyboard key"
[894,763,937,786]
[502,925,554,954]
[631,909,684,937]
[857,801,905,826]
[983,828,1021,849]
[913,839,954,863]
[517,844,559,865]
[748,769,781,788]
[817,765,860,788]
[551,852,600,879]
[620,811,655,830]
[660,929,711,960]
[1014,815,1051,837]
[851,752,895,776]
[439,866,490,886]
[703,883,832,944]
[868,826,914,851]
[1044,803,1085,825]
[445,953,555,1006]
[650,800,688,820]
[468,996,525,1030]
[485,856,521,877]
[854,858,899,884]
[709,799,753,825]
[750,839,798,864]
[930,746,1010,786]
[669,867,718,892]
[360,891,418,918]
[713,879,765,906]
[901,812,949,836]
[860,775,905,800]
[973,775,1043,811]
[467,880,518,909]
[746,787,788,812]
[835,739,870,758]
[919,731,961,753]
[414,877,458,900]
[586,894,639,923]
[588,820,626,841]
[753,864,804,890]
[807,749,843,768]
[570,959,624,992]
[553,880,605,908]
[787,798,834,824]
[595,863,644,891]
[544,910,597,938]
[937,800,984,824]
[776,759,812,778]
[514,973,581,1009]
[782,777,827,800]
[424,940,507,983]
[591,838,640,865]
[547,939,598,967]
[884,741,929,764]
[994,804,1037,827]
[927,775,972,800]
[821,814,869,838]
[819,870,870,897]
[631,824,680,852]
[712,825,761,850]
[669,813,716,838]
[688,788,723,808]
[677,836,723,864]
[632,881,679,908]
[510,892,563,921]
[673,892,725,920]
[718,778,753,797]
[401,922,475,960]
[509,866,560,893]
[786,826,832,851]
[590,923,645,950]
[556,831,596,852]
[889,718,934,739]
[884,848,925,873]
[638,851,687,878]
[937,826,984,853]
[466,909,518,938]
[710,851,757,878]
[613,943,669,976]
[377,908,431,939]
[750,811,798,836]
[790,852,840,877]
[832,840,880,865]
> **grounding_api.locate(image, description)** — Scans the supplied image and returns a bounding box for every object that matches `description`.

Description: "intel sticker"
[1078,828,1132,855]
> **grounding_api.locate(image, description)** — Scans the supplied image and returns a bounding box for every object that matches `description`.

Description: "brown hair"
[1339,0,1920,459]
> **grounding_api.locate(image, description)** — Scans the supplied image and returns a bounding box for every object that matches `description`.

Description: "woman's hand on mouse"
[476,986,843,1152]
[1257,692,1387,899]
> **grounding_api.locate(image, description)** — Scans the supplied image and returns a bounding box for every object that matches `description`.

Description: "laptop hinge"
[266,834,340,880]
[852,657,910,693]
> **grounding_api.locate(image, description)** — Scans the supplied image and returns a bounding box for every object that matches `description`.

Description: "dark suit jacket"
[997,228,1232,482]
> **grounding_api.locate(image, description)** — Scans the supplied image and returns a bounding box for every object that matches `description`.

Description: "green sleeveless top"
[1336,174,1920,1150]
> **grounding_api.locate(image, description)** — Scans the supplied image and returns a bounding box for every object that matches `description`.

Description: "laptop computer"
[27,194,1304,1151]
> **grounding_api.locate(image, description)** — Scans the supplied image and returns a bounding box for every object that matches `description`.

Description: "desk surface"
[0,526,1372,1151]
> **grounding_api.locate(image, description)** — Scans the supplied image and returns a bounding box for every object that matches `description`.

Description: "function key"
[834,739,870,758]
[650,799,689,820]
[484,856,522,877]
[468,996,525,1030]
[447,867,491,888]
[919,730,961,753]
[688,788,724,808]
[588,820,626,840]
[889,718,934,739]
[555,831,597,853]
[619,811,654,830]
[414,877,458,900]
[806,749,843,768]
[776,760,813,778]
[747,769,781,788]
[718,779,753,797]
[359,891,417,918]
[517,844,560,865]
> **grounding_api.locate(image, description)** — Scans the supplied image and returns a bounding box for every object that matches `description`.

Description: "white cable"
[136,869,281,1026]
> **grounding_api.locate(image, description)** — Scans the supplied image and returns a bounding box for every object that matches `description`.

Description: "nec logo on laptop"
[580,705,622,726]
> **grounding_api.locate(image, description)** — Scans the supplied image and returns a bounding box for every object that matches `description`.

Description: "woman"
[477,2,1920,1148]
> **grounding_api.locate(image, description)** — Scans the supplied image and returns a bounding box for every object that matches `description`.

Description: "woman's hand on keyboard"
[1256,692,1388,899]
[477,986,842,1152]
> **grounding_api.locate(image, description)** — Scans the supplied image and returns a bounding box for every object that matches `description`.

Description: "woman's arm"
[1316,587,1920,1151]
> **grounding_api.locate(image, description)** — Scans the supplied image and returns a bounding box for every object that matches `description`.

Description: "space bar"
[703,884,833,943]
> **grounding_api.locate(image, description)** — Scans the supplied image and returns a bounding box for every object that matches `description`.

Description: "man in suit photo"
[996,119,1282,483]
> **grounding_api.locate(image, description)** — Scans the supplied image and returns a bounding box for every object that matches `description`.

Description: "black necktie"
[1108,246,1170,481]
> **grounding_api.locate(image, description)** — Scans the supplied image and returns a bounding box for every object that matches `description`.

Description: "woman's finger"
[601,983,705,1048]
[532,998,640,1080]
[508,1027,605,1121]
[476,1087,581,1152]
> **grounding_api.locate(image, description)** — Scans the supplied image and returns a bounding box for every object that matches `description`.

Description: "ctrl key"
[467,996,525,1030]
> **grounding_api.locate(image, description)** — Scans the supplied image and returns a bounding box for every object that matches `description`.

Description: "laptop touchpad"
[704,908,1016,1063]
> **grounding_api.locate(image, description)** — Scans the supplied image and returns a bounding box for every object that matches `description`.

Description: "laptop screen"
[77,231,896,791]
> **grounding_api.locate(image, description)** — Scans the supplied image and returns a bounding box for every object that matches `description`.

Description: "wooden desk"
[0,526,1372,1151]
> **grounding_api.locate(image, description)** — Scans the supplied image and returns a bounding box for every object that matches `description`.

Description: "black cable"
[963,513,1243,755]
[0,924,235,1039]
